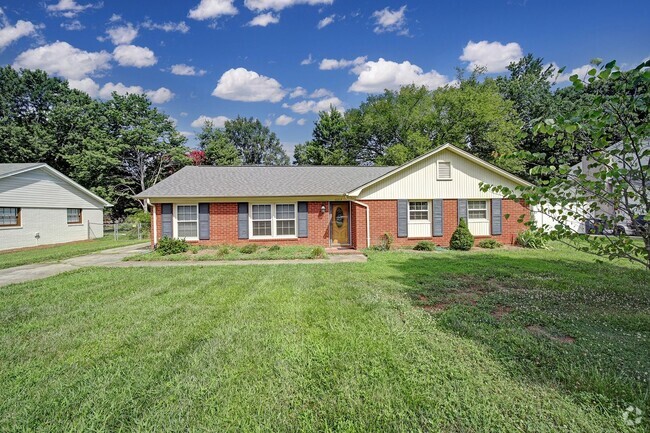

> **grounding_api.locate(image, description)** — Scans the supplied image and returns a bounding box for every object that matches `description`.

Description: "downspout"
[350,200,370,249]
[149,199,157,247]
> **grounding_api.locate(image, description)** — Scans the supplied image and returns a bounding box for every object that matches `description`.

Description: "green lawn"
[0,244,648,432]
[0,237,147,269]
[127,244,326,261]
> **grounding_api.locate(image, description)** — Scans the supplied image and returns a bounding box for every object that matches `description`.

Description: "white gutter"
[351,200,371,248]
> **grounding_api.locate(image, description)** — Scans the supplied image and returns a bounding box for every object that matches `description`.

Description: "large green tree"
[293,108,356,165]
[218,116,289,165]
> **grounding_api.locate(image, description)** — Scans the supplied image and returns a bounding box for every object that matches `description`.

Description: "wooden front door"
[330,202,350,246]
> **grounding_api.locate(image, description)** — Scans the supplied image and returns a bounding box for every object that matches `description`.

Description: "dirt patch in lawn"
[421,303,448,313]
[526,325,576,344]
[491,305,512,319]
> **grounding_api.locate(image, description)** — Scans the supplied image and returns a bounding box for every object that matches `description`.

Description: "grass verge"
[126,244,328,262]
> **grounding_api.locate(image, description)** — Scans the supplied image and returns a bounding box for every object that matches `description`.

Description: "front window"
[409,201,429,221]
[252,204,272,236]
[468,200,488,220]
[177,205,198,238]
[251,203,297,238]
[67,208,82,224]
[0,207,20,227]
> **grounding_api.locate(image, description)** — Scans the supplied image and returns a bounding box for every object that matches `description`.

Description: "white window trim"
[437,160,452,181]
[249,202,298,240]
[408,201,430,222]
[467,200,489,222]
[174,204,199,241]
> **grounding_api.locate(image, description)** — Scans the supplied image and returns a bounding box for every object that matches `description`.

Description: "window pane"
[409,201,428,211]
[276,204,295,220]
[468,210,487,219]
[410,211,428,221]
[178,221,197,238]
[252,205,272,220]
[468,201,487,210]
[0,207,18,225]
[177,205,197,221]
[276,220,295,235]
[67,208,81,223]
[253,220,272,236]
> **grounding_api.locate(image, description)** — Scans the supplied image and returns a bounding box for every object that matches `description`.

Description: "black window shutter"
[161,204,173,238]
[297,202,308,238]
[433,199,443,237]
[457,199,468,224]
[397,199,408,238]
[491,199,502,235]
[199,203,210,240]
[238,203,249,239]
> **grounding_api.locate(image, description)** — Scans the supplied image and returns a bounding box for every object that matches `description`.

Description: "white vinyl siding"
[408,201,431,237]
[467,200,490,236]
[250,203,297,239]
[176,205,198,239]
[357,149,522,200]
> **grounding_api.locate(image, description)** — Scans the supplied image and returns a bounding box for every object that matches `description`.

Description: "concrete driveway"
[0,243,150,287]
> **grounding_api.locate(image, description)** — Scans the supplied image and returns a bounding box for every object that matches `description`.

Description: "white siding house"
[0,164,110,251]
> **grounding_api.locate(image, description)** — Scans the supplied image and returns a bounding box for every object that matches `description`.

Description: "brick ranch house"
[135,144,532,249]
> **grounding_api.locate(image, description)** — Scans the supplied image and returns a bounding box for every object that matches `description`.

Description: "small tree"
[483,60,649,269]
[450,219,474,251]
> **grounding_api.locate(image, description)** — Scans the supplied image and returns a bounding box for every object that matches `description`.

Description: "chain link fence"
[88,221,151,241]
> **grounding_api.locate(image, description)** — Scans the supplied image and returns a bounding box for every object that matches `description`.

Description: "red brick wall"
[152,202,331,246]
[351,202,368,249]
[361,199,529,247]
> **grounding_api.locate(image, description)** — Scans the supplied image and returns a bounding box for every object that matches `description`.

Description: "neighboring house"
[135,144,533,249]
[0,163,110,251]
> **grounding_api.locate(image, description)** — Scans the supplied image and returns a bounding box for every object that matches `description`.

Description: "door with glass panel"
[330,202,350,246]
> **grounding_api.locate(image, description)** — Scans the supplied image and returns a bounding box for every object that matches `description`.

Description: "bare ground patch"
[526,325,576,344]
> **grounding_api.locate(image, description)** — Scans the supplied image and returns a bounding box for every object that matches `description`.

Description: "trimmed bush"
[189,245,200,254]
[239,244,259,254]
[516,229,547,249]
[156,237,189,255]
[216,245,231,256]
[379,232,394,251]
[268,245,281,252]
[308,246,326,259]
[414,241,436,251]
[450,219,474,251]
[478,239,503,249]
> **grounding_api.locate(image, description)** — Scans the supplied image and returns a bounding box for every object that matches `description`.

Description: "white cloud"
[60,20,84,30]
[13,41,111,80]
[68,77,99,97]
[180,112,188,117]
[283,96,343,114]
[459,40,523,73]
[180,131,195,138]
[275,114,294,125]
[319,55,366,70]
[98,82,174,104]
[113,45,157,67]
[46,0,101,17]
[0,9,39,51]
[247,12,280,27]
[317,14,335,29]
[297,118,306,125]
[349,58,450,93]
[289,86,307,98]
[188,0,238,21]
[300,53,314,65]
[103,23,138,45]
[244,0,333,12]
[310,88,333,98]
[553,64,594,84]
[108,14,121,22]
[372,5,408,35]
[212,67,286,102]
[141,20,190,33]
[191,115,230,128]
[171,64,207,76]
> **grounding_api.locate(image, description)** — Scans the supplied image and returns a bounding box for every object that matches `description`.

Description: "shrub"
[156,237,189,255]
[189,245,200,254]
[413,241,436,251]
[450,219,474,251]
[375,232,394,251]
[516,229,548,249]
[239,244,259,254]
[308,245,326,259]
[268,245,281,252]
[478,239,503,249]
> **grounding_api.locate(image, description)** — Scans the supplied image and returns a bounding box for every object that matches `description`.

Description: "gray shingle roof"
[135,165,396,198]
[0,163,44,178]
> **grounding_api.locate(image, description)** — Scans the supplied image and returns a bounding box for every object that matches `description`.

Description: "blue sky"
[0,0,648,155]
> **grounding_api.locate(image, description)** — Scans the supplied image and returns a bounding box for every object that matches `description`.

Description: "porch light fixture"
[320,204,326,214]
